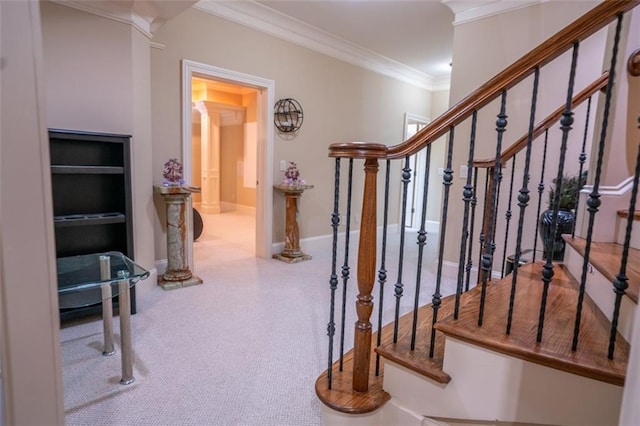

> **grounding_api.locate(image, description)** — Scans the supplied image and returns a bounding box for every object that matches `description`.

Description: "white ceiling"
[255,1,455,77]
[194,0,456,90]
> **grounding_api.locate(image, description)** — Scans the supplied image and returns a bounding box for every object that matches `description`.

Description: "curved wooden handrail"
[328,0,638,160]
[473,71,610,168]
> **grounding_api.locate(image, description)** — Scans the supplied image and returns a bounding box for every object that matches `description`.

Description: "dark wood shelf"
[49,129,135,320]
[51,165,124,174]
[54,212,126,228]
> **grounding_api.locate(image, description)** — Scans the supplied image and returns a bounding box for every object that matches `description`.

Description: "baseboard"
[220,202,256,214]
[271,224,401,257]
[442,261,501,282]
[136,267,158,298]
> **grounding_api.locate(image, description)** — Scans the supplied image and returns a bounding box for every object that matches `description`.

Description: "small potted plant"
[539,171,587,260]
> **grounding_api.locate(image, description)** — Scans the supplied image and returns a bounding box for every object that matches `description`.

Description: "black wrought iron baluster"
[479,90,508,327]
[533,129,550,263]
[465,167,479,292]
[490,165,503,274]
[572,15,623,351]
[539,41,580,343]
[430,126,455,357]
[411,145,432,350]
[338,159,353,371]
[393,157,412,342]
[456,111,478,318]
[507,67,540,334]
[326,158,341,389]
[477,170,490,284]
[573,96,592,238]
[609,125,640,358]
[500,156,517,278]
[375,160,391,376]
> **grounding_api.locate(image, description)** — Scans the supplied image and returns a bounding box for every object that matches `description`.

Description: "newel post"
[353,158,378,392]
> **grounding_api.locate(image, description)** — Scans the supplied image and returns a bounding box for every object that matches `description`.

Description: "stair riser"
[616,214,640,249]
[383,338,623,425]
[564,242,636,342]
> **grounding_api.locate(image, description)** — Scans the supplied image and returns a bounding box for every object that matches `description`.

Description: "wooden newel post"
[353,158,378,392]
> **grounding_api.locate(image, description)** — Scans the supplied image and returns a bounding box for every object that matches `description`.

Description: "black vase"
[539,209,575,261]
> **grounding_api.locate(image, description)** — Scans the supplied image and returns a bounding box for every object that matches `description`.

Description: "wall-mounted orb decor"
[274,98,303,133]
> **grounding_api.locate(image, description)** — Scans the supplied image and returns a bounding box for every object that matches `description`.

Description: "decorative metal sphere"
[274,98,303,133]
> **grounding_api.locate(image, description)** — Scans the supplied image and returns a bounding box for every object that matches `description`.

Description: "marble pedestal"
[154,185,203,290]
[273,184,313,263]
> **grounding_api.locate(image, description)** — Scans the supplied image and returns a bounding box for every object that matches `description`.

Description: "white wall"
[442,1,606,264]
[0,1,64,424]
[150,7,434,260]
[40,1,156,274]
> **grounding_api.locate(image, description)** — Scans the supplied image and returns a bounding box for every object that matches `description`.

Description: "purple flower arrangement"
[282,161,305,186]
[163,158,185,186]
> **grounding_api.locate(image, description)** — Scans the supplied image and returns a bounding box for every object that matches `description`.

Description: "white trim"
[583,176,635,197]
[182,60,274,259]
[442,0,544,26]
[193,1,442,91]
[150,42,166,50]
[51,0,154,38]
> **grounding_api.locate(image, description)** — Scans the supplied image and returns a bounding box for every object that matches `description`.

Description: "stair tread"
[315,337,390,414]
[435,262,629,386]
[616,209,640,221]
[375,293,464,384]
[564,236,639,303]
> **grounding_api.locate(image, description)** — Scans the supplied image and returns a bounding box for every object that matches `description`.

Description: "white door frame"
[181,59,274,258]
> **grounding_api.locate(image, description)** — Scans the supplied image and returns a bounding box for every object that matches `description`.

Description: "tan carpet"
[60,210,455,425]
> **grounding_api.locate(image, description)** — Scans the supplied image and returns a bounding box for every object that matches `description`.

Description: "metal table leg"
[118,272,134,385]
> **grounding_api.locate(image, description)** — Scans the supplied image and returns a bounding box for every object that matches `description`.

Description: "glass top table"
[57,251,149,309]
[57,251,149,385]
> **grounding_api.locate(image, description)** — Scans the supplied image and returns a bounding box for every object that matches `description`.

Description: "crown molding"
[442,0,544,26]
[51,0,154,38]
[193,0,444,91]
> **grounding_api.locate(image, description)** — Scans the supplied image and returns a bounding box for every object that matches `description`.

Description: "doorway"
[181,60,275,259]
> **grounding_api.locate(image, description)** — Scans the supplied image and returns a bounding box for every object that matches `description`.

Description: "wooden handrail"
[328,0,638,160]
[473,71,610,169]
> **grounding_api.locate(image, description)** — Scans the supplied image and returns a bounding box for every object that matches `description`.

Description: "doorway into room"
[181,60,275,259]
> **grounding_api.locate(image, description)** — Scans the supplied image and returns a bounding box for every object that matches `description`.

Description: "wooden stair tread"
[315,331,390,414]
[435,262,629,386]
[564,236,639,303]
[616,210,640,221]
[374,292,475,384]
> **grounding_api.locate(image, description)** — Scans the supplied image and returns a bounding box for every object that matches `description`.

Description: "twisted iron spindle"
[456,111,478,318]
[609,130,640,358]
[326,158,341,389]
[572,16,623,351]
[411,145,432,350]
[573,96,592,238]
[393,157,412,342]
[477,171,490,284]
[500,156,517,278]
[375,160,391,376]
[479,91,508,327]
[338,159,354,371]
[539,41,580,343]
[507,67,540,334]
[465,168,479,293]
[532,129,550,263]
[430,127,455,357]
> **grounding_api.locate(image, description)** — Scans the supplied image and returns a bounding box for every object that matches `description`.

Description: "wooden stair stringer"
[434,262,629,386]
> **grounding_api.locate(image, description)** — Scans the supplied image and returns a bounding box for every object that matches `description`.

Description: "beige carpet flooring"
[60,210,455,425]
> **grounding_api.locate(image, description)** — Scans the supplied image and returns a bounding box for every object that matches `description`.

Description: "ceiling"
[57,0,538,91]
[194,0,456,90]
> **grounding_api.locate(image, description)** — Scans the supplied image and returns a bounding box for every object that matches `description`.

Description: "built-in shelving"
[49,129,135,319]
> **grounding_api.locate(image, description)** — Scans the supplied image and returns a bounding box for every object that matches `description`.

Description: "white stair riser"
[564,243,636,342]
[383,338,623,425]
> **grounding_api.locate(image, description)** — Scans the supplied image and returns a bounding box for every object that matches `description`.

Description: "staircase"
[315,1,640,425]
